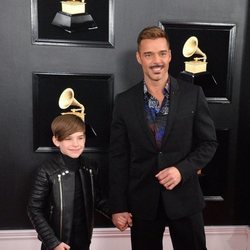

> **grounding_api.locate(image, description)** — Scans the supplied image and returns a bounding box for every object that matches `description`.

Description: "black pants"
[41,240,90,250]
[130,204,207,250]
[41,224,90,250]
[69,222,90,250]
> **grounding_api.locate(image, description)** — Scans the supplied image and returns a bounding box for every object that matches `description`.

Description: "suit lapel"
[133,82,157,148]
[161,77,180,147]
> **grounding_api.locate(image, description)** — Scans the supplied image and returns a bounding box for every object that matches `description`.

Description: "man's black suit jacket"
[109,76,218,220]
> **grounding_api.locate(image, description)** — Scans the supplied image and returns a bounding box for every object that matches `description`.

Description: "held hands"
[155,166,182,190]
[53,242,70,250]
[112,212,133,231]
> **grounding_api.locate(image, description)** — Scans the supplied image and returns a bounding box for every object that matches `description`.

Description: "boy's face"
[52,131,85,158]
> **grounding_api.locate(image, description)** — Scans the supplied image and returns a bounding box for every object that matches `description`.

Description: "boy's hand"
[53,242,70,250]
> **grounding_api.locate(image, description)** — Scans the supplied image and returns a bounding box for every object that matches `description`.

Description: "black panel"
[199,129,229,199]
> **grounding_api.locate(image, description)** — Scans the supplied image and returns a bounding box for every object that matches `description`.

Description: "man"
[109,26,218,250]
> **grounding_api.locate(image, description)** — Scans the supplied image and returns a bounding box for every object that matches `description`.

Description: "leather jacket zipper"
[89,168,95,231]
[89,168,95,205]
[58,174,63,240]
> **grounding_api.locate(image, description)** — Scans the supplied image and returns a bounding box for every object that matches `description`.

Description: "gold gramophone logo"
[58,88,85,121]
[182,36,207,74]
[58,87,97,137]
[61,0,86,15]
[52,0,97,33]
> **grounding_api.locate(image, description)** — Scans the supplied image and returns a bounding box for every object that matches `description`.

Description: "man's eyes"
[144,52,168,58]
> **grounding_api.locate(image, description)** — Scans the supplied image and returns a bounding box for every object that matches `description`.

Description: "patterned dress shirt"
[144,81,170,149]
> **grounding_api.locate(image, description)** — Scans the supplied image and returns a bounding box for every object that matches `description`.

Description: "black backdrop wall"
[0,0,249,229]
[237,1,250,226]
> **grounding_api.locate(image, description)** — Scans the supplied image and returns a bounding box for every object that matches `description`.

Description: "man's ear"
[52,136,60,147]
[136,51,142,65]
[169,49,172,62]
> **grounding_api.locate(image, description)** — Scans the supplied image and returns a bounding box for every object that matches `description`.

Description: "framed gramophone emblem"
[31,0,114,47]
[159,21,236,103]
[32,72,114,152]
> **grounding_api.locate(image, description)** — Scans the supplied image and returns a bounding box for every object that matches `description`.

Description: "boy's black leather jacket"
[27,154,109,249]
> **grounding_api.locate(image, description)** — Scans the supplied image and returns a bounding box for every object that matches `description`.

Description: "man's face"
[136,38,171,84]
[52,131,85,158]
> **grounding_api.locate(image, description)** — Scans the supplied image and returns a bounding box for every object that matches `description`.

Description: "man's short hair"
[51,114,85,141]
[137,26,170,50]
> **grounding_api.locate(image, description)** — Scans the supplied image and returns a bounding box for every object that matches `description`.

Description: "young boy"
[27,114,109,250]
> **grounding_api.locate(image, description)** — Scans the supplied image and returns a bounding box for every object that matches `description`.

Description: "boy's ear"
[52,136,60,147]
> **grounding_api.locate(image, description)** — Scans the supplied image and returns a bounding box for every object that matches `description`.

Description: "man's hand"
[53,242,70,250]
[155,166,182,190]
[112,212,133,231]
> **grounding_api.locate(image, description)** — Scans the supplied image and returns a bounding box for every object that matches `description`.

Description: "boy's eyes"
[64,136,85,140]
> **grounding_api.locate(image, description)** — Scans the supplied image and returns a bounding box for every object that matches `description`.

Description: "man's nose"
[152,54,161,63]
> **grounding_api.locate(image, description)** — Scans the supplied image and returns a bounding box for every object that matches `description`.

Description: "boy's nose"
[72,139,79,146]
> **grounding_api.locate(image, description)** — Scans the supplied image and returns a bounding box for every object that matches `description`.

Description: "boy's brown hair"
[51,114,85,141]
[137,26,170,50]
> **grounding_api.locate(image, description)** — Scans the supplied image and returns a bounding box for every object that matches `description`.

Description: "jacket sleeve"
[108,94,131,214]
[90,161,111,220]
[176,86,218,183]
[27,167,61,249]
